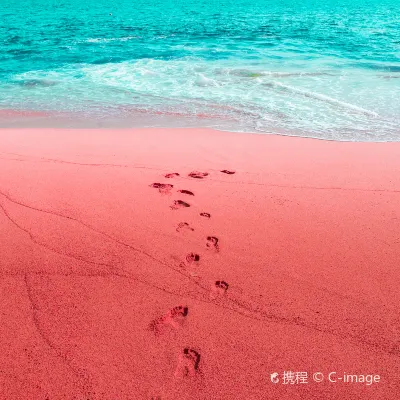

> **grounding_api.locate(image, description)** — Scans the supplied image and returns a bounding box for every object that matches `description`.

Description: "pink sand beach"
[0,127,399,399]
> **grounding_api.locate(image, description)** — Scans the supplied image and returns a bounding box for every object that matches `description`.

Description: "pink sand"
[0,127,399,399]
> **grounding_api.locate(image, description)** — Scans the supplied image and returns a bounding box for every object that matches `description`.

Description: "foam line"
[268,82,379,117]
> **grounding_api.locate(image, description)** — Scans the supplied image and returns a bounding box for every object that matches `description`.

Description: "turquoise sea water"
[0,0,399,140]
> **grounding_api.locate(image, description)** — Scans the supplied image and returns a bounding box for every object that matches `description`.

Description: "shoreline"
[0,127,399,399]
[1,108,399,143]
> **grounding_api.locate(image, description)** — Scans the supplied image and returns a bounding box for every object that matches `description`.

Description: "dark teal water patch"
[349,63,400,72]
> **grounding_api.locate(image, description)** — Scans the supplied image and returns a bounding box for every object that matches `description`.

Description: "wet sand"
[0,127,399,399]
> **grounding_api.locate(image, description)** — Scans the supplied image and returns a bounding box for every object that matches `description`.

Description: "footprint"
[200,212,211,218]
[179,253,200,271]
[150,183,172,189]
[170,200,191,210]
[150,183,174,194]
[175,348,201,378]
[176,222,195,233]
[165,172,180,178]
[186,253,200,263]
[178,189,195,196]
[188,171,209,179]
[216,280,229,291]
[220,170,235,174]
[206,236,219,251]
[210,280,229,300]
[149,306,189,334]
[183,348,201,370]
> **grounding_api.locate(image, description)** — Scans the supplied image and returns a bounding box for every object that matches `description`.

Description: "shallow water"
[0,0,399,140]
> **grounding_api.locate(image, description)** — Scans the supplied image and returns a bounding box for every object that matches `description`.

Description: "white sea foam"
[5,58,400,141]
[85,36,139,43]
[267,82,379,117]
[195,74,220,87]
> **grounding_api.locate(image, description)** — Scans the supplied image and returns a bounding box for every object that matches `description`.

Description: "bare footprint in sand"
[185,253,200,264]
[150,183,174,194]
[179,253,200,272]
[174,348,201,378]
[220,170,235,174]
[200,212,211,218]
[149,306,189,334]
[176,222,195,233]
[165,172,180,178]
[206,236,219,251]
[210,280,229,300]
[178,189,195,196]
[170,200,191,210]
[188,171,209,179]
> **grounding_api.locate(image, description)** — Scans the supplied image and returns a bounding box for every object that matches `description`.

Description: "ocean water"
[0,0,399,141]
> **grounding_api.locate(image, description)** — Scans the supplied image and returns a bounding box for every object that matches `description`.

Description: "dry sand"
[0,127,399,399]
